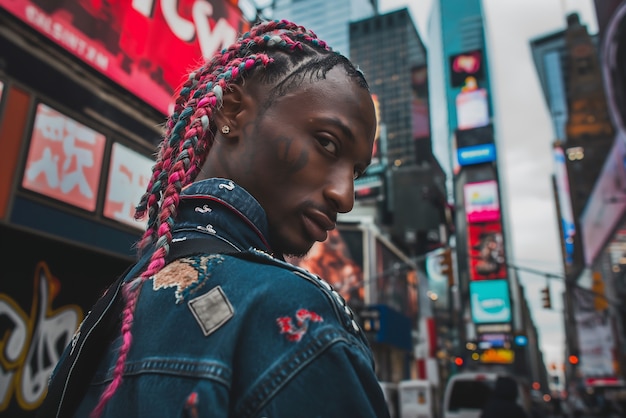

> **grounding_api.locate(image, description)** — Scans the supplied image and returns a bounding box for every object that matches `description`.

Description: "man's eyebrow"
[317,117,356,143]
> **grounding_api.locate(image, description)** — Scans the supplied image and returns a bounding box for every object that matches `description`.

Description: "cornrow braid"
[91,19,369,417]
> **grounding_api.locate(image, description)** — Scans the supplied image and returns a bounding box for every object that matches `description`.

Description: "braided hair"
[90,19,369,417]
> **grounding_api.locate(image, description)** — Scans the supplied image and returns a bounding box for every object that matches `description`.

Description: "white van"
[441,372,532,418]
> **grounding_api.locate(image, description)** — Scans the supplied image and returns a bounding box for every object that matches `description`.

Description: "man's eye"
[317,137,338,155]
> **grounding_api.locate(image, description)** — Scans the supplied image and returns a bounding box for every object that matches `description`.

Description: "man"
[43,19,389,418]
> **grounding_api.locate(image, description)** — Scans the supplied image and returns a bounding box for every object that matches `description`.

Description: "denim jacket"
[71,178,390,418]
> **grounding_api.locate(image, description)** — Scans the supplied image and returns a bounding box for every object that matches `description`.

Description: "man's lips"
[302,211,336,242]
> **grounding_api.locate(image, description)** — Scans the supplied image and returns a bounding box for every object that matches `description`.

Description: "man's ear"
[214,84,253,137]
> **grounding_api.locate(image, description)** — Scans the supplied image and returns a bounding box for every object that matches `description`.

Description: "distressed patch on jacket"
[188,286,234,336]
[152,255,224,303]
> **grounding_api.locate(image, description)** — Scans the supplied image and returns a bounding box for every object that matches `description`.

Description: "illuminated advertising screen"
[457,143,496,166]
[456,88,489,130]
[411,65,430,140]
[375,239,418,322]
[103,143,154,229]
[464,180,500,223]
[22,103,106,211]
[580,136,626,265]
[467,221,507,280]
[469,279,512,324]
[553,147,576,265]
[449,50,484,87]
[287,229,365,308]
[2,1,247,114]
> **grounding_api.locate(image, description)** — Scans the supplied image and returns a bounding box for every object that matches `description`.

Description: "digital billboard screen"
[3,1,247,114]
[287,229,365,309]
[469,279,512,324]
[22,103,106,211]
[467,221,507,280]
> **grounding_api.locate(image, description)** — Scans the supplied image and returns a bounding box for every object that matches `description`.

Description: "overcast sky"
[379,0,598,370]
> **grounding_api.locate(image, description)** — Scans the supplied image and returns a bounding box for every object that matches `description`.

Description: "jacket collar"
[174,178,272,254]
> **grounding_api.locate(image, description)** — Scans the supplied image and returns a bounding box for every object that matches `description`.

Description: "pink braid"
[89,283,141,418]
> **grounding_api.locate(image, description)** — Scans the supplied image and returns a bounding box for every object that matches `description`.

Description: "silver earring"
[221,125,230,134]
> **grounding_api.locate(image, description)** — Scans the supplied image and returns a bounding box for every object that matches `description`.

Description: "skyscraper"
[272,0,377,57]
[350,8,428,166]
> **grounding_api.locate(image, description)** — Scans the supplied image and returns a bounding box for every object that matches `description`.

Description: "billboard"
[580,136,626,265]
[103,143,154,229]
[449,50,484,87]
[374,238,418,322]
[553,147,576,265]
[469,279,512,324]
[287,228,365,309]
[457,143,496,166]
[412,65,430,140]
[2,0,247,114]
[467,221,507,280]
[22,103,106,211]
[464,180,501,223]
[456,88,489,130]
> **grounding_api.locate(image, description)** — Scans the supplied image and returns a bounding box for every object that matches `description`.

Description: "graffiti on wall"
[0,262,82,411]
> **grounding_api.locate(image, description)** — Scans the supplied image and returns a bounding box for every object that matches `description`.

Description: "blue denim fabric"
[72,178,390,418]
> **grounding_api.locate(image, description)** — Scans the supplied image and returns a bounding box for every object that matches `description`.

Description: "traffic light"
[568,354,579,365]
[541,285,552,309]
[439,248,454,286]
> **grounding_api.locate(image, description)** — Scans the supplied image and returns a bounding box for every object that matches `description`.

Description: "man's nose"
[324,170,354,213]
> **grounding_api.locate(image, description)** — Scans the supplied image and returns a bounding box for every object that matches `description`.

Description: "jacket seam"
[236,327,355,418]
[92,357,232,388]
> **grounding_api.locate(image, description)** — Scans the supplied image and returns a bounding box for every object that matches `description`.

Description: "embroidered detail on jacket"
[218,180,235,190]
[188,286,234,336]
[184,391,199,418]
[152,255,224,303]
[276,309,323,342]
[195,204,212,213]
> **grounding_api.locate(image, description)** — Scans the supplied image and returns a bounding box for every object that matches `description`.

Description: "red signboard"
[22,103,106,211]
[1,0,247,114]
[467,221,507,280]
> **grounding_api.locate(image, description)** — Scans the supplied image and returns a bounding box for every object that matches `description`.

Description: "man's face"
[231,66,376,256]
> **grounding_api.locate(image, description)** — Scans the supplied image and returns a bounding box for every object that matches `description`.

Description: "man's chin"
[284,252,307,261]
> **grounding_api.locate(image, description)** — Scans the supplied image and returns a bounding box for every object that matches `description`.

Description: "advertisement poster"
[467,221,507,280]
[449,49,484,87]
[22,103,106,211]
[287,229,365,309]
[2,0,247,114]
[464,180,501,223]
[553,147,576,265]
[456,88,489,130]
[411,65,430,140]
[576,310,617,378]
[572,287,618,379]
[375,239,418,323]
[469,279,512,324]
[580,136,626,266]
[103,142,154,229]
